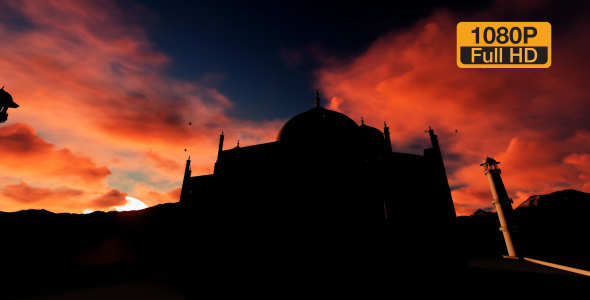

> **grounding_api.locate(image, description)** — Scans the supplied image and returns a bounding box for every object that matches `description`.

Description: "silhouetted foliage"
[0,86,18,123]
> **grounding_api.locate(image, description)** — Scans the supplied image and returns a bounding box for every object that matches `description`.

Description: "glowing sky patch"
[114,197,149,212]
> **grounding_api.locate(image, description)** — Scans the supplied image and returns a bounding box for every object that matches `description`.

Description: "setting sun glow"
[115,197,149,212]
[82,197,148,214]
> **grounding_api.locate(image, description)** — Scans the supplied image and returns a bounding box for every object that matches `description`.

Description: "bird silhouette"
[184,149,187,151]
[189,122,192,125]
[455,129,457,133]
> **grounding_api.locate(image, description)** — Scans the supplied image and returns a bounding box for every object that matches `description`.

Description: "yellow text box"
[457,22,551,68]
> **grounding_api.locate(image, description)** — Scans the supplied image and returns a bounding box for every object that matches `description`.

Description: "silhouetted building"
[180,91,467,285]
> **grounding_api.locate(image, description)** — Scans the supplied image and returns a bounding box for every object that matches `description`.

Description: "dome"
[276,91,358,144]
[481,157,499,165]
[276,106,358,143]
[358,122,387,159]
[358,123,384,139]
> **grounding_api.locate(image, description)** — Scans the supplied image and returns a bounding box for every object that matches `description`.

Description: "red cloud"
[0,0,283,213]
[3,0,590,216]
[315,1,590,214]
[90,189,128,208]
[564,154,590,168]
[0,123,111,186]
[145,188,182,206]
[328,97,344,111]
[0,0,282,179]
[144,149,183,174]
[0,181,84,204]
[0,0,242,152]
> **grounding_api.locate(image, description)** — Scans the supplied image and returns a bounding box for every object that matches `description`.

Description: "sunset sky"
[1,0,590,215]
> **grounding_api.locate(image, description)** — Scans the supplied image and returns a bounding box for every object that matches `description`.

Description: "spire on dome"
[315,90,320,107]
[361,116,364,125]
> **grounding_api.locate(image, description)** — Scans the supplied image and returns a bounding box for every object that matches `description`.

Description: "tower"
[217,131,225,160]
[315,89,320,107]
[179,156,192,202]
[481,157,519,259]
[214,131,224,173]
[383,121,392,152]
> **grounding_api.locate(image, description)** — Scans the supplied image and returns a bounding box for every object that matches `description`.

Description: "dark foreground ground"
[4,191,590,299]
[1,235,588,299]
[5,260,588,299]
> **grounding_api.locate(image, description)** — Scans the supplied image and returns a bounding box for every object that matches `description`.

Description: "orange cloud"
[0,182,84,204]
[315,1,590,214]
[2,0,589,217]
[328,97,344,111]
[144,188,182,206]
[144,149,184,175]
[564,154,590,167]
[90,189,128,209]
[0,123,111,186]
[0,1,283,213]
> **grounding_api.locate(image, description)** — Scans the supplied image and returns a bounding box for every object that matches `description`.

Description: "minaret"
[315,89,321,107]
[214,131,224,174]
[217,131,224,161]
[383,121,392,152]
[481,157,519,259]
[179,156,192,202]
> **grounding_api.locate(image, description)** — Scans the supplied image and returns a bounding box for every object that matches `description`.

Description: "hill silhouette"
[458,189,590,270]
[1,189,590,298]
[0,189,587,264]
[2,189,590,268]
[458,189,590,244]
[0,203,187,271]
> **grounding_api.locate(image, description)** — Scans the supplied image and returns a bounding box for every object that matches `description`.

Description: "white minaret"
[481,157,519,259]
